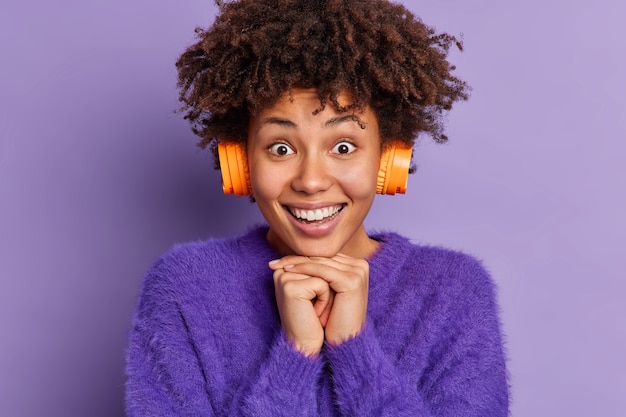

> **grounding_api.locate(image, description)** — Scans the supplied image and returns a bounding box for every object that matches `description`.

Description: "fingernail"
[269,259,280,265]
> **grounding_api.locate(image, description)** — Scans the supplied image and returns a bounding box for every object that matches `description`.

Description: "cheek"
[340,160,379,196]
[250,163,282,201]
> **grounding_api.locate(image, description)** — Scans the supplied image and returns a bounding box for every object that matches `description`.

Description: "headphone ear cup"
[217,142,252,196]
[376,145,412,195]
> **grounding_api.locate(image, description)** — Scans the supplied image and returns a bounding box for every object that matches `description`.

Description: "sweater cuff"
[324,321,386,380]
[324,321,418,414]
[242,330,324,415]
[270,330,325,385]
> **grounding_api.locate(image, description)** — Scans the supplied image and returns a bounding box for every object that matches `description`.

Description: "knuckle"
[281,280,298,294]
[356,259,369,271]
[345,277,363,291]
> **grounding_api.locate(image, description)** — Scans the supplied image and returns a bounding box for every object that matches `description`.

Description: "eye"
[268,142,294,156]
[331,141,356,155]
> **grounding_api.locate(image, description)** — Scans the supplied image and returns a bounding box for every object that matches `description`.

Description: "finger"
[269,254,352,270]
[332,253,371,269]
[285,256,354,273]
[276,274,330,302]
[283,261,354,281]
[283,262,342,278]
[270,254,365,273]
[289,263,368,295]
[318,290,335,327]
[268,255,312,270]
[311,285,332,317]
[273,268,311,283]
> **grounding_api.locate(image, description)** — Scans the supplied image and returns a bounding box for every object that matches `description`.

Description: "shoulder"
[370,231,497,299]
[140,225,272,294]
[369,232,504,339]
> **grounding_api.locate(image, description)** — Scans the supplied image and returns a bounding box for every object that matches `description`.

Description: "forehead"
[254,88,375,125]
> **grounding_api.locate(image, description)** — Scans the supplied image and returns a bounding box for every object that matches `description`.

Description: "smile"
[287,204,344,223]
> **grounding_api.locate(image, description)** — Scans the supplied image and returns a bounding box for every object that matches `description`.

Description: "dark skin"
[176,0,470,357]
[176,0,470,170]
[270,254,369,357]
[248,88,379,356]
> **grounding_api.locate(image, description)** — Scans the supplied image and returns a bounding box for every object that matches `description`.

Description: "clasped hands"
[269,254,369,357]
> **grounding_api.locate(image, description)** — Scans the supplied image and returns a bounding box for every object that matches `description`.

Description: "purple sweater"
[125,225,509,416]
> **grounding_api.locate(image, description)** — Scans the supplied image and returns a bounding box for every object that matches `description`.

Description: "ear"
[217,142,252,196]
[376,143,412,195]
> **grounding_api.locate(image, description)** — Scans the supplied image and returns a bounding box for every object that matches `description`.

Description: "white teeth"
[290,205,342,221]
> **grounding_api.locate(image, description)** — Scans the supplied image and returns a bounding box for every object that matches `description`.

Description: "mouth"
[286,204,345,224]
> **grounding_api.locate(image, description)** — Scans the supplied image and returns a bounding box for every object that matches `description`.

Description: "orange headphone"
[218,141,412,196]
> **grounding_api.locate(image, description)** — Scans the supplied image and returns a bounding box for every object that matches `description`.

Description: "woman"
[125,0,509,415]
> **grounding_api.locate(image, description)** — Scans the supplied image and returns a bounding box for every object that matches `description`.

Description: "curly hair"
[176,0,470,167]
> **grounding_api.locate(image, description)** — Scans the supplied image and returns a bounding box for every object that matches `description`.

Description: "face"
[247,88,381,259]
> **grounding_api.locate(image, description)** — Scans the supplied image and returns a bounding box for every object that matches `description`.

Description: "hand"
[271,260,333,357]
[270,254,369,347]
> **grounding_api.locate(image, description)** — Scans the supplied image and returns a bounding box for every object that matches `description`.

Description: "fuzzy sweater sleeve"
[125,259,212,416]
[324,246,509,416]
[125,248,325,417]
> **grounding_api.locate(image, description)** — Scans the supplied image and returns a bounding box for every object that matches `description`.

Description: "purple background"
[1,1,624,416]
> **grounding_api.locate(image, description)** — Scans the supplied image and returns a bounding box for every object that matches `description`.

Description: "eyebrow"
[260,117,297,128]
[259,115,365,129]
[325,115,365,128]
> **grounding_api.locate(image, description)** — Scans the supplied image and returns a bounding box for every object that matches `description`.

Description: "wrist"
[285,333,323,358]
[325,323,365,347]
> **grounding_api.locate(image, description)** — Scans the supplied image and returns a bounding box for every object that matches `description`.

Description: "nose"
[291,154,333,194]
